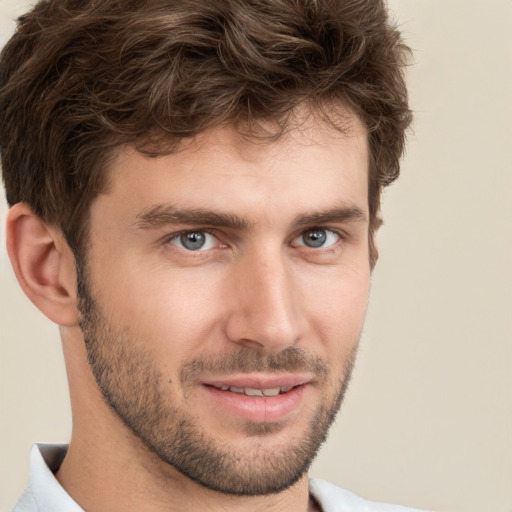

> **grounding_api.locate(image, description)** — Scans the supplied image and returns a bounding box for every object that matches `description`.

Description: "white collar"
[14,443,83,512]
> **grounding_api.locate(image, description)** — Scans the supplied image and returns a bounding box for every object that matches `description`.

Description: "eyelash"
[291,228,343,250]
[164,227,346,253]
[166,229,220,250]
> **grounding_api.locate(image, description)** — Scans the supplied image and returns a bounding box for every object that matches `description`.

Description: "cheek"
[298,265,370,349]
[91,258,225,360]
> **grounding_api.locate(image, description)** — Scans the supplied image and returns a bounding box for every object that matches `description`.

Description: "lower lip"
[202,384,307,423]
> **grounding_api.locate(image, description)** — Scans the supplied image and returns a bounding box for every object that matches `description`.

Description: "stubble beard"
[76,264,359,496]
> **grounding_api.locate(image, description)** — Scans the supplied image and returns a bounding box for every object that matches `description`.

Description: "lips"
[214,385,294,397]
[203,374,311,390]
[201,374,311,423]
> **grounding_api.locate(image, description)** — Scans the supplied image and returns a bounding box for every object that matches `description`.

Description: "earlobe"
[6,203,79,327]
[370,242,379,270]
[369,234,379,270]
[369,216,382,270]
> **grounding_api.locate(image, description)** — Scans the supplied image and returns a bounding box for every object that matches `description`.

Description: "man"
[0,0,418,511]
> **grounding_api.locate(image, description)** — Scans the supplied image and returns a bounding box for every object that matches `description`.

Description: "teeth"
[222,386,293,396]
[244,388,264,397]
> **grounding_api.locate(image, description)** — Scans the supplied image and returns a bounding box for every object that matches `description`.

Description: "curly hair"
[0,0,411,263]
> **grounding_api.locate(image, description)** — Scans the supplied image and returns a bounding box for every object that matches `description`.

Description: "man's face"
[78,113,371,495]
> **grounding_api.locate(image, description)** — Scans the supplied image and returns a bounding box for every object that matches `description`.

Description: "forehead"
[94,110,369,225]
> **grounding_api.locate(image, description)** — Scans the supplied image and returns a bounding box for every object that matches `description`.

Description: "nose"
[224,248,304,354]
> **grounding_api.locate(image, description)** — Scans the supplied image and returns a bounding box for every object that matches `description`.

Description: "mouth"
[207,384,295,397]
[200,375,311,423]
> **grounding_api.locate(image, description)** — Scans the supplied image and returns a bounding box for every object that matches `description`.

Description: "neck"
[56,432,317,512]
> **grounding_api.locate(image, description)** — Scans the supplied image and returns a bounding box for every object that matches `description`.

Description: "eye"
[169,230,219,251]
[293,228,340,249]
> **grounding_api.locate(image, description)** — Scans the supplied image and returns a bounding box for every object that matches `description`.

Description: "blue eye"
[294,228,339,249]
[170,231,218,251]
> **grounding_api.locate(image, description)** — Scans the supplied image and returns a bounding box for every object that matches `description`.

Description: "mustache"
[180,346,329,384]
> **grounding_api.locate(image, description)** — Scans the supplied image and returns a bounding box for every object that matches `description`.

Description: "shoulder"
[309,478,430,512]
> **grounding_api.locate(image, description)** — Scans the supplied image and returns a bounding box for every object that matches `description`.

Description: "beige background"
[1,1,511,511]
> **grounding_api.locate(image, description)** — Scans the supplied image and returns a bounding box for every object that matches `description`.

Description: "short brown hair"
[0,0,411,263]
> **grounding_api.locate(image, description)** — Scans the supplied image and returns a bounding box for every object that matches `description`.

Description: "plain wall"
[1,1,511,511]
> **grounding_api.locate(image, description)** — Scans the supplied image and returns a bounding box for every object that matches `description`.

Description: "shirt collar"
[25,443,83,512]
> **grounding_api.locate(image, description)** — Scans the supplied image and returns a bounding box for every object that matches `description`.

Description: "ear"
[6,203,79,326]
[370,236,379,270]
[369,217,381,270]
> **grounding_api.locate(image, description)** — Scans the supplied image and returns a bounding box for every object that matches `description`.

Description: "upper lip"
[201,373,313,390]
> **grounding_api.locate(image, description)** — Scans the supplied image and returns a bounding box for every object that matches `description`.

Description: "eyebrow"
[135,204,249,230]
[293,205,367,228]
[134,203,367,231]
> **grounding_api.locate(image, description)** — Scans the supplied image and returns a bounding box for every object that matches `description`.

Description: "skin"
[7,110,371,512]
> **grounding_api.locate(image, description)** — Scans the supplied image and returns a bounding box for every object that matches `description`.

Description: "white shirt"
[12,444,427,512]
